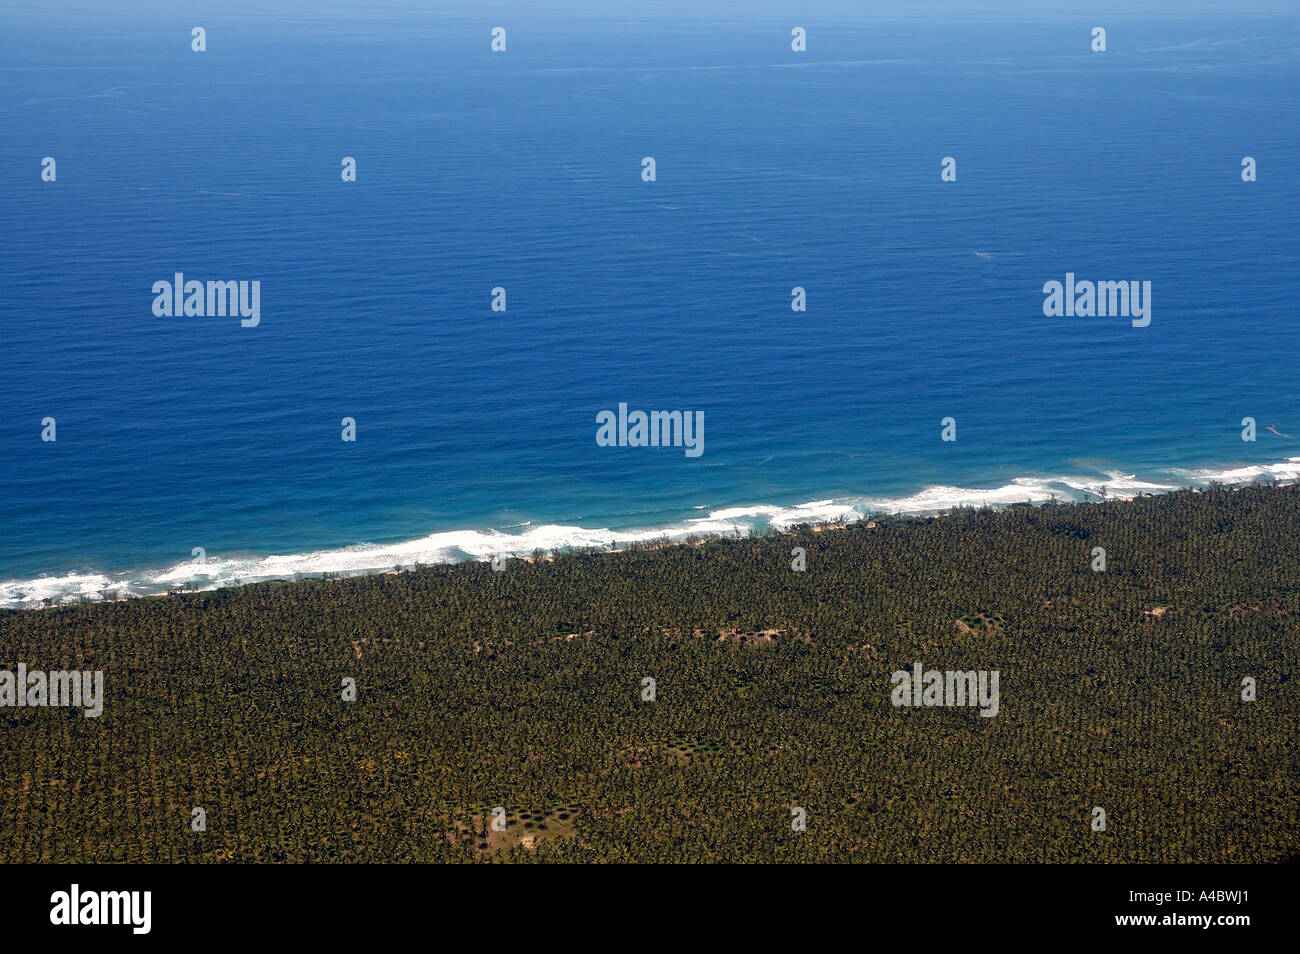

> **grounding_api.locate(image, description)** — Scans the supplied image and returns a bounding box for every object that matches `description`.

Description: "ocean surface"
[2,10,1298,607]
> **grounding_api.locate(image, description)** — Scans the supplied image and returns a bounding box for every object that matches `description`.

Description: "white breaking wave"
[1170,457,1300,485]
[3,457,1297,611]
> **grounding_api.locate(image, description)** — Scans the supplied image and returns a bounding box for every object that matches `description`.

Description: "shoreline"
[5,473,1294,614]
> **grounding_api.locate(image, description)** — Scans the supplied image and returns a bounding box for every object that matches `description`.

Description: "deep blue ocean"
[2,10,1298,606]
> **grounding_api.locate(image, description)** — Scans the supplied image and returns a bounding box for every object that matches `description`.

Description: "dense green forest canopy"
[1,484,1297,862]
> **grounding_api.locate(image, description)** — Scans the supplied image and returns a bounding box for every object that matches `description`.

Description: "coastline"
[4,457,1297,613]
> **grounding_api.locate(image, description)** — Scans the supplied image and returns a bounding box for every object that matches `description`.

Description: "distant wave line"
[3,455,1298,611]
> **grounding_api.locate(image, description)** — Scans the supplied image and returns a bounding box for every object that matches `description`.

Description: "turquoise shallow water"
[1,11,1298,605]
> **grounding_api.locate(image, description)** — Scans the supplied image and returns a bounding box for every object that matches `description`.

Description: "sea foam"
[3,457,1295,611]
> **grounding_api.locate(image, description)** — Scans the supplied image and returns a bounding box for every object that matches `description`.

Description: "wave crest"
[4,457,1296,610]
